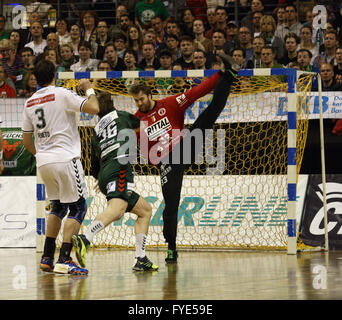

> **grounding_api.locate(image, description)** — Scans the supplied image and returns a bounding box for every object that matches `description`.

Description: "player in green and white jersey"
[72,92,158,272]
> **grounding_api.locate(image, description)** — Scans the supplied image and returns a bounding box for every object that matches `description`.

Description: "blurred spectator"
[246,35,265,68]
[59,43,77,71]
[108,5,129,39]
[142,30,157,47]
[251,11,263,37]
[20,47,35,72]
[134,0,170,30]
[166,18,181,38]
[238,26,253,61]
[179,9,195,37]
[9,31,23,53]
[241,0,265,31]
[193,48,207,69]
[174,35,195,70]
[0,39,24,78]
[97,60,112,71]
[320,63,342,91]
[123,49,141,70]
[127,25,144,64]
[55,18,71,45]
[193,19,214,52]
[273,5,286,28]
[278,32,299,67]
[44,48,65,72]
[0,39,25,94]
[113,33,127,59]
[0,65,16,98]
[25,0,53,28]
[186,0,208,22]
[70,41,99,71]
[34,32,60,64]
[334,46,342,85]
[260,45,283,68]
[206,6,228,39]
[210,59,223,70]
[158,50,173,69]
[165,34,182,62]
[205,8,217,34]
[118,14,133,39]
[46,32,60,51]
[93,20,111,60]
[151,16,167,48]
[69,24,81,57]
[103,42,126,70]
[24,21,47,56]
[80,11,98,44]
[0,15,9,41]
[297,48,317,72]
[232,47,251,68]
[259,15,284,60]
[275,4,302,41]
[138,41,160,69]
[313,31,339,69]
[225,21,239,53]
[19,12,44,46]
[21,72,37,98]
[302,7,314,28]
[298,25,318,63]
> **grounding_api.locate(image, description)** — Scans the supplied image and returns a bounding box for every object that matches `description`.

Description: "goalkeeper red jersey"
[134,72,221,165]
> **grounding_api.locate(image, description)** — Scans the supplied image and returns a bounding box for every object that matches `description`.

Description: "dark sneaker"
[218,53,241,74]
[72,234,90,268]
[40,256,54,272]
[165,249,178,264]
[132,256,159,271]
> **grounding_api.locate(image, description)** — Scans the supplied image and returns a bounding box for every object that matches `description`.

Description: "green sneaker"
[165,249,178,263]
[72,234,90,268]
[132,256,159,272]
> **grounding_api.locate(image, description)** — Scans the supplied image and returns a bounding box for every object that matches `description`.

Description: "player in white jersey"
[0,115,3,174]
[22,60,99,275]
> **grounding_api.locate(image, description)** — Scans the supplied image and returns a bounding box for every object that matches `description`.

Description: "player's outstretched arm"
[79,79,100,115]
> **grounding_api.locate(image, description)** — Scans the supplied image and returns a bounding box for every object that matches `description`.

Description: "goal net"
[55,68,314,252]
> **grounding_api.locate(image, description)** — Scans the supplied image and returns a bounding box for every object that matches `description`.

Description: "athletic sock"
[43,237,56,259]
[84,220,104,243]
[135,234,147,258]
[57,242,73,263]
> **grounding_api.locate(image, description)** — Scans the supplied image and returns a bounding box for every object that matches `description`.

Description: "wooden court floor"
[0,248,342,300]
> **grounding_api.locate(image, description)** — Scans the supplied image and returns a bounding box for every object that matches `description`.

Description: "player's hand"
[79,79,93,92]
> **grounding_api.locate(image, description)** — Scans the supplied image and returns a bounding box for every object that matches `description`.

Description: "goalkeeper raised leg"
[129,54,240,263]
[72,92,158,272]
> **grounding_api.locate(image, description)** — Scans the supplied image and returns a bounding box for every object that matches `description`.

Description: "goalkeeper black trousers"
[159,71,235,249]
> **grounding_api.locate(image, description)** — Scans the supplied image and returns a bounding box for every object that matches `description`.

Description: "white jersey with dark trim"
[22,85,87,167]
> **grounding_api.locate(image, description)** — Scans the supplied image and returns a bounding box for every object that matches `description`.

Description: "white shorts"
[39,158,89,203]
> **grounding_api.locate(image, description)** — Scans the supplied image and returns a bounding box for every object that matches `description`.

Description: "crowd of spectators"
[0,0,342,98]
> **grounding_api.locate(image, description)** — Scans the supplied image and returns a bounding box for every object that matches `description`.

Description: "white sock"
[135,234,147,258]
[84,220,104,243]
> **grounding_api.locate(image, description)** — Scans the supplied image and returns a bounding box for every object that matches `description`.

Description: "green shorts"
[98,162,140,212]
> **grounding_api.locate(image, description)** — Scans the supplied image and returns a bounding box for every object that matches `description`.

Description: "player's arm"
[79,79,100,115]
[23,132,36,156]
[177,71,221,110]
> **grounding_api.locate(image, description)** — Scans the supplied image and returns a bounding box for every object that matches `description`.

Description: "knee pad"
[67,197,87,224]
[50,200,69,220]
